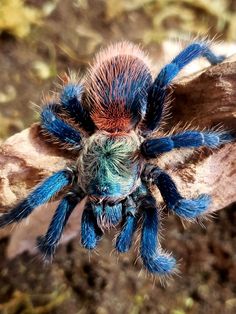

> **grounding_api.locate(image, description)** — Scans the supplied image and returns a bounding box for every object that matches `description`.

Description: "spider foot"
[81,227,102,250]
[37,236,55,261]
[141,252,176,275]
[173,194,211,219]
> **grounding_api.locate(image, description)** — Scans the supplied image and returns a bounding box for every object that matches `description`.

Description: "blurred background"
[0,0,236,313]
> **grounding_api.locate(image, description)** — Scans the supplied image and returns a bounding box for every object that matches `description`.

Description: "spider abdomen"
[84,42,153,133]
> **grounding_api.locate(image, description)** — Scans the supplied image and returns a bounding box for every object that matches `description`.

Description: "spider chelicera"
[0,41,232,276]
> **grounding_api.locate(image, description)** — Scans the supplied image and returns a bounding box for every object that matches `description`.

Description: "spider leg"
[81,201,103,250]
[140,193,176,275]
[115,196,137,253]
[104,202,123,226]
[143,165,211,219]
[141,130,233,158]
[37,188,84,259]
[142,41,225,133]
[0,169,75,227]
[41,103,82,149]
[60,83,95,134]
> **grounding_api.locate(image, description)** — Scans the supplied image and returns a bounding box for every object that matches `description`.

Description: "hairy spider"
[0,41,233,276]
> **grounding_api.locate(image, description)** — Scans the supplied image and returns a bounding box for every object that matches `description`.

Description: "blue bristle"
[142,130,234,158]
[116,214,137,253]
[60,84,95,133]
[141,137,174,157]
[200,47,225,65]
[143,41,225,133]
[0,170,72,227]
[141,255,176,275]
[37,193,82,259]
[140,195,176,275]
[173,194,211,219]
[154,171,182,209]
[60,84,83,106]
[104,203,122,226]
[149,167,211,218]
[171,42,225,67]
[41,104,82,147]
[81,203,103,250]
[92,203,103,218]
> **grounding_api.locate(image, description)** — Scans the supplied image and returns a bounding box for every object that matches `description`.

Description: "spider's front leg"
[37,187,85,259]
[142,164,211,219]
[142,41,225,133]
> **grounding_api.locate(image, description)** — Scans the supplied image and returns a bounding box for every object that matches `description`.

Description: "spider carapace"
[0,41,232,277]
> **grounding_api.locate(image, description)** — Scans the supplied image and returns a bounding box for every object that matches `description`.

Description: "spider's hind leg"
[140,194,176,275]
[143,165,211,220]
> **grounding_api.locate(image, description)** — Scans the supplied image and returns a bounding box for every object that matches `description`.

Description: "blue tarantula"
[0,41,232,276]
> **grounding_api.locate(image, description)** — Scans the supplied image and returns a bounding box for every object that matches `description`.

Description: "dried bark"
[0,51,235,259]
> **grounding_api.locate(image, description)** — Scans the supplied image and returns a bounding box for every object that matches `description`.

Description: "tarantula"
[0,41,232,276]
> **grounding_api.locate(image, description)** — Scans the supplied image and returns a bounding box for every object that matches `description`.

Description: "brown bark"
[155,55,236,211]
[0,52,235,259]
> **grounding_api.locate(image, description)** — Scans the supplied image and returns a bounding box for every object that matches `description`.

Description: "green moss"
[0,290,70,314]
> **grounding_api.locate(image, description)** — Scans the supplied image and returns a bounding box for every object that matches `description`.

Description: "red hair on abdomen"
[83,42,153,133]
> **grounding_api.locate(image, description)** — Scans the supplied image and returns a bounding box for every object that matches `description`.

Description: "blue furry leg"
[41,103,82,149]
[144,165,211,219]
[141,130,233,158]
[0,169,74,228]
[173,195,211,219]
[104,203,122,226]
[37,190,84,259]
[81,202,103,250]
[140,195,176,275]
[116,197,137,253]
[171,42,225,67]
[60,83,95,133]
[142,41,225,133]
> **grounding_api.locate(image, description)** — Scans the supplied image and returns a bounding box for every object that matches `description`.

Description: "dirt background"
[0,1,236,313]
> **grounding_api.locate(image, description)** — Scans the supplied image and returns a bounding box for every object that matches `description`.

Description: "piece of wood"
[0,51,235,259]
[155,55,236,211]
